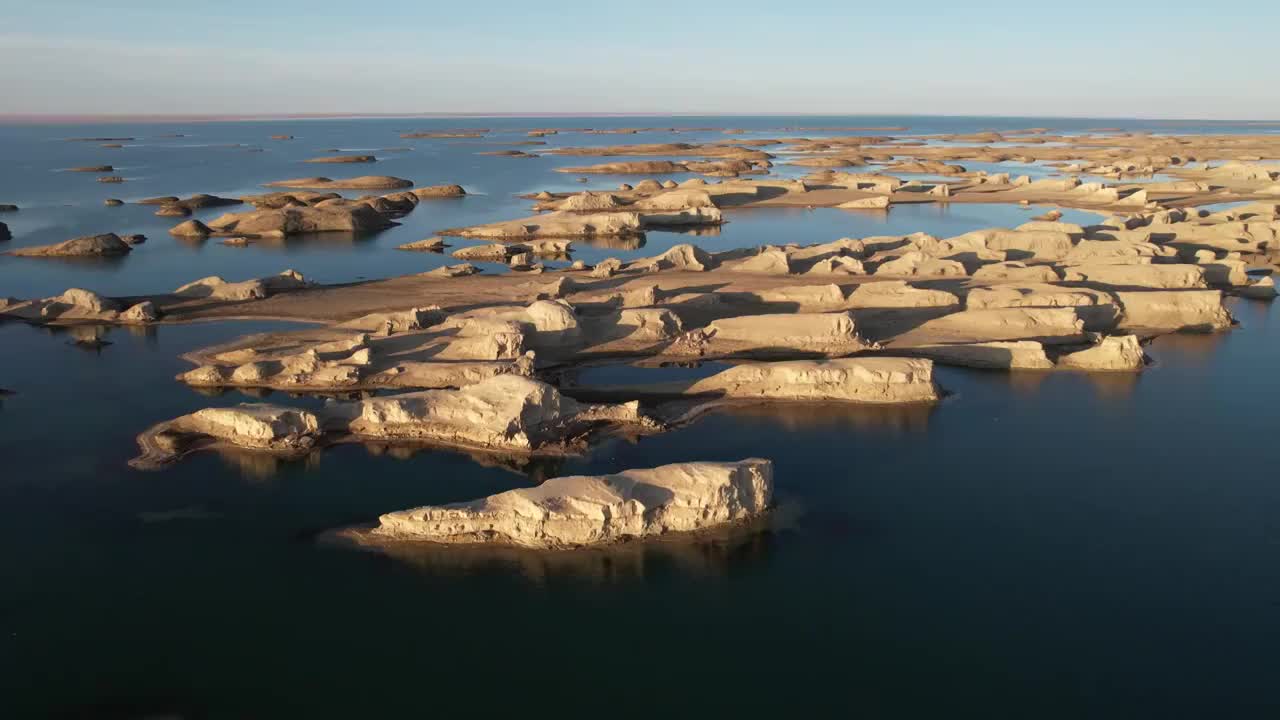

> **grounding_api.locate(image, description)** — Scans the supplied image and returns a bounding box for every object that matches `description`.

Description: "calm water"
[2,116,1280,717]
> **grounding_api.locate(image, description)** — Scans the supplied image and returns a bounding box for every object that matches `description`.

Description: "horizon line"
[2,111,1280,127]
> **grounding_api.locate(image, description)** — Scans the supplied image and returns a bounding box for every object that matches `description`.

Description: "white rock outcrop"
[679,358,940,403]
[359,459,774,549]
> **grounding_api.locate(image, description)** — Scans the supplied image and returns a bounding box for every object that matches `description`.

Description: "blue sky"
[2,0,1276,119]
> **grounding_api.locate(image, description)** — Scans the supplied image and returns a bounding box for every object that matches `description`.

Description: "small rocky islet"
[3,127,1279,553]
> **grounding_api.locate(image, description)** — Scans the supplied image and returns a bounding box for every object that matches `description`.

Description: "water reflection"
[1148,330,1231,367]
[333,514,782,585]
[711,400,937,435]
[358,442,568,481]
[215,446,324,482]
[574,234,647,251]
[207,438,572,484]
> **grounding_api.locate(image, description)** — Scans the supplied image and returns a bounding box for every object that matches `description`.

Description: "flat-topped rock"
[1063,264,1209,289]
[1116,290,1233,331]
[397,236,448,251]
[676,358,940,403]
[1056,335,1146,371]
[347,459,773,549]
[263,176,413,190]
[680,311,874,357]
[907,341,1055,370]
[412,184,467,199]
[910,308,1087,344]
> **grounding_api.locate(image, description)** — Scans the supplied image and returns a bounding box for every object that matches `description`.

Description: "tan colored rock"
[263,176,412,190]
[966,284,1115,310]
[874,252,967,277]
[846,281,960,308]
[908,341,1055,370]
[971,262,1062,283]
[1016,221,1085,237]
[58,288,117,313]
[913,308,1087,344]
[9,233,132,257]
[630,189,717,211]
[173,270,309,301]
[445,211,643,240]
[680,358,940,403]
[805,256,866,275]
[206,205,394,237]
[687,312,873,356]
[635,244,715,272]
[427,263,480,278]
[1064,240,1177,264]
[1056,335,1146,371]
[135,375,653,469]
[355,459,773,549]
[452,243,516,261]
[1116,290,1233,331]
[134,404,323,469]
[1062,264,1209,289]
[612,308,685,341]
[154,204,191,217]
[728,248,793,275]
[948,229,1075,260]
[412,184,467,199]
[168,220,212,238]
[121,301,160,323]
[558,192,624,211]
[838,196,891,210]
[1240,276,1276,299]
[337,307,443,334]
[397,236,447,251]
[591,258,624,278]
[338,375,649,452]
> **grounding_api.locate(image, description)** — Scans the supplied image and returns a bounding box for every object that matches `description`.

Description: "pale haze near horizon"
[2,0,1277,120]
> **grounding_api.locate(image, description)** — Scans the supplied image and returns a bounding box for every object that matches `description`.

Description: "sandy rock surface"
[346,459,773,549]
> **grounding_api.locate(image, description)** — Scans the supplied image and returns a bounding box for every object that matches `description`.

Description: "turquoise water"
[2,116,1279,717]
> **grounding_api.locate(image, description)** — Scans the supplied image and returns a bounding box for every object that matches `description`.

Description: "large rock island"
[339,459,774,549]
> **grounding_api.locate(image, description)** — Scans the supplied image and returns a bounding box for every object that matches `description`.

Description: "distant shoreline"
[1,112,1279,126]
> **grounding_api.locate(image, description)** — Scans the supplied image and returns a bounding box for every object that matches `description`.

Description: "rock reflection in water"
[574,234,647,251]
[337,513,781,585]
[214,446,323,481]
[1147,330,1230,368]
[1080,370,1141,400]
[360,441,566,481]
[709,399,936,435]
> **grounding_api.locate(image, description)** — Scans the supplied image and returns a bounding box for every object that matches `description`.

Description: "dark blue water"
[2,116,1279,717]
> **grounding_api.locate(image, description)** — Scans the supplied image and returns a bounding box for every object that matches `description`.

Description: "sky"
[2,0,1277,120]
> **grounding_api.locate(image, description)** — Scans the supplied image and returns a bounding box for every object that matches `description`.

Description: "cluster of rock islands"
[4,128,1279,552]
